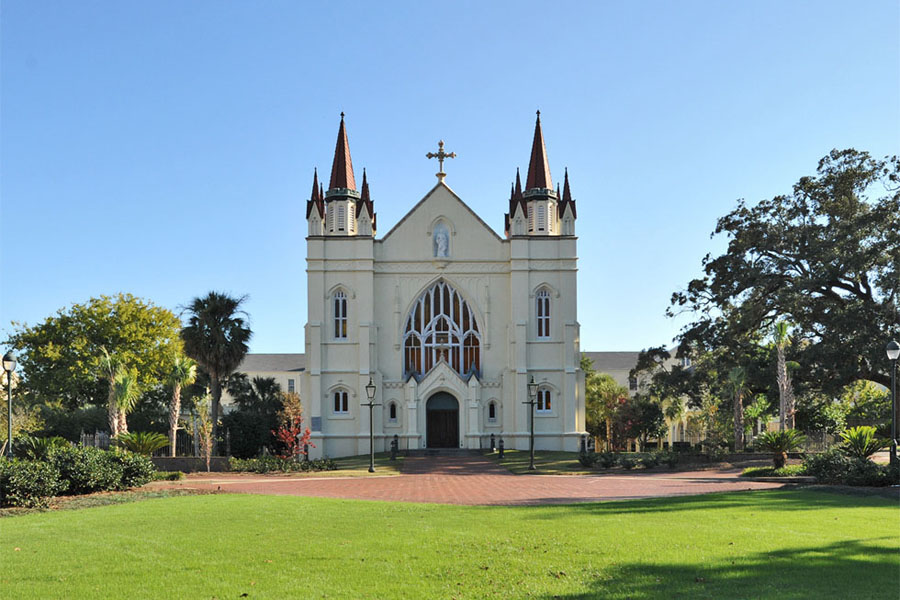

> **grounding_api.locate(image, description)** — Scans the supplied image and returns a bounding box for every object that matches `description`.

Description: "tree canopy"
[6,293,182,410]
[671,149,899,394]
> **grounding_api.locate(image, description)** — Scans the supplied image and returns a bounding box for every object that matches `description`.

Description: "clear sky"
[1,0,898,354]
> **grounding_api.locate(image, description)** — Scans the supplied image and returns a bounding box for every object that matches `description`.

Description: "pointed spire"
[558,167,576,220]
[525,110,552,191]
[357,168,375,221]
[306,168,324,219]
[514,168,523,199]
[562,168,572,203]
[328,112,356,192]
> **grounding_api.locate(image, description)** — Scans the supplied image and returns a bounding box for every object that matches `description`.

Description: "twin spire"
[525,111,553,191]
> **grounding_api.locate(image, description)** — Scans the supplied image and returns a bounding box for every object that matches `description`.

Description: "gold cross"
[426,140,456,182]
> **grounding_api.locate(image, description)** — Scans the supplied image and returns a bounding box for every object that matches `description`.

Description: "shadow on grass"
[541,537,898,599]
[517,489,895,517]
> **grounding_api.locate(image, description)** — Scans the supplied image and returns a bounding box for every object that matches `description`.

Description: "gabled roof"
[237,353,306,373]
[380,181,504,243]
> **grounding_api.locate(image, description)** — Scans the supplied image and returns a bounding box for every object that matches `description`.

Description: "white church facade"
[301,113,586,458]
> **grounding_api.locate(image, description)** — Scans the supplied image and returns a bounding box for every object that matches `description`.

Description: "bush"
[15,435,70,461]
[756,430,807,468]
[114,431,169,456]
[659,452,680,468]
[153,471,184,481]
[839,426,888,459]
[578,452,596,468]
[620,456,637,470]
[594,452,618,469]
[802,449,899,487]
[113,451,156,488]
[639,453,660,469]
[229,456,337,473]
[741,465,806,478]
[0,458,67,508]
[49,446,124,494]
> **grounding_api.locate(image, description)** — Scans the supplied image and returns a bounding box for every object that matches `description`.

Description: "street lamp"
[363,376,380,473]
[523,376,539,471]
[887,341,899,466]
[3,351,16,458]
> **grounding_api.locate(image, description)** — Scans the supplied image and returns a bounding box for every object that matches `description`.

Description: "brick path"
[155,455,788,506]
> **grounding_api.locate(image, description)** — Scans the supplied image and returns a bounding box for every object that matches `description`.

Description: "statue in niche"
[433,223,450,258]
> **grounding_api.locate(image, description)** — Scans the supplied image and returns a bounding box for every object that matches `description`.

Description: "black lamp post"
[524,376,538,471]
[3,351,17,458]
[363,376,380,473]
[887,340,899,467]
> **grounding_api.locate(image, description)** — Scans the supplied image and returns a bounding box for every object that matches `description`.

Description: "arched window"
[337,204,346,232]
[537,204,546,232]
[403,280,481,377]
[536,289,551,339]
[536,388,552,413]
[488,401,497,422]
[333,389,349,414]
[333,291,348,339]
[388,402,397,422]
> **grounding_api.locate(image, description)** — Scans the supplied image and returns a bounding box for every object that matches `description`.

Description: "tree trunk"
[733,392,744,452]
[107,379,119,437]
[776,345,796,431]
[210,374,221,455]
[118,410,128,435]
[169,384,181,458]
[605,417,612,451]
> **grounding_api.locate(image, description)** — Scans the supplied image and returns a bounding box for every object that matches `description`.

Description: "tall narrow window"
[333,389,349,414]
[389,402,397,422]
[527,203,534,232]
[536,289,551,339]
[537,389,552,413]
[327,207,335,232]
[333,291,348,339]
[337,204,346,232]
[288,379,295,393]
[537,204,546,231]
[488,401,497,422]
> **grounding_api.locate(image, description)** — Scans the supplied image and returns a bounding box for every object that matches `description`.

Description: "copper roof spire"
[328,112,356,192]
[357,168,375,219]
[559,167,577,219]
[306,168,324,218]
[525,110,552,191]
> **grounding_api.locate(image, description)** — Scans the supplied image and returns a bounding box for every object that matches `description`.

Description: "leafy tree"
[272,392,313,459]
[222,374,282,458]
[166,354,197,457]
[615,395,664,449]
[727,367,748,451]
[181,292,252,455]
[582,355,628,450]
[6,294,182,411]
[671,149,900,396]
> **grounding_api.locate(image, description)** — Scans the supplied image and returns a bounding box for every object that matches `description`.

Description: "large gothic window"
[536,288,551,339]
[333,290,348,339]
[403,280,481,377]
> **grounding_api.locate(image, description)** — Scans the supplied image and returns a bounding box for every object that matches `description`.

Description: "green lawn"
[1,490,896,599]
[490,449,595,474]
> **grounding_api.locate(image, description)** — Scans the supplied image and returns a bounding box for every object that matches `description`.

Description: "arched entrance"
[426,392,459,448]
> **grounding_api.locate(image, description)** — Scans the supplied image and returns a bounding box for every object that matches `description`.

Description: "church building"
[301,113,586,458]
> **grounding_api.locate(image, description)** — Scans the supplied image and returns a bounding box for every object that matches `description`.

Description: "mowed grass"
[1,490,897,599]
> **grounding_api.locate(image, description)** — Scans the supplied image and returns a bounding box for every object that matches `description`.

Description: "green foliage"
[6,293,182,410]
[839,426,887,459]
[756,429,807,468]
[619,456,636,470]
[741,465,806,478]
[0,458,67,508]
[222,374,282,458]
[615,395,664,446]
[14,435,69,460]
[581,355,628,446]
[672,149,900,397]
[803,449,899,487]
[114,431,169,455]
[37,404,107,441]
[113,451,156,488]
[152,471,184,481]
[229,456,336,473]
[49,446,124,495]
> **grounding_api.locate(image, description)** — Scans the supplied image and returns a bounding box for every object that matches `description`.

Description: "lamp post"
[363,376,380,473]
[887,341,899,467]
[523,376,538,471]
[3,351,17,458]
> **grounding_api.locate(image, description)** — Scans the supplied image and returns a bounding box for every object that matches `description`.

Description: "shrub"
[49,446,123,494]
[803,449,900,487]
[741,465,806,478]
[153,471,184,481]
[0,458,67,508]
[756,429,806,468]
[15,435,70,461]
[229,456,337,473]
[113,451,156,488]
[114,431,169,456]
[620,456,637,470]
[639,453,661,469]
[839,426,888,459]
[594,452,618,469]
[578,453,595,468]
[659,452,680,468]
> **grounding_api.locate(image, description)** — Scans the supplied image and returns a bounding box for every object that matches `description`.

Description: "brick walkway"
[155,455,788,506]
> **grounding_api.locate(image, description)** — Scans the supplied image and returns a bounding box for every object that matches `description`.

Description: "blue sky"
[1,1,898,353]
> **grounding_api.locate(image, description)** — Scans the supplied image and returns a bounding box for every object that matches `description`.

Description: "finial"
[536,109,541,117]
[426,140,456,182]
[340,111,345,119]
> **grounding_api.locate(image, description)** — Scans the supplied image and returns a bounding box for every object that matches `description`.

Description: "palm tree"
[727,366,747,452]
[181,292,252,454]
[113,366,140,435]
[101,348,122,436]
[166,354,197,457]
[590,373,629,451]
[774,321,796,430]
